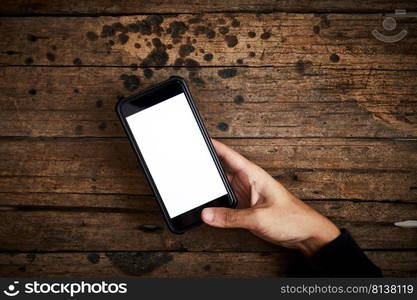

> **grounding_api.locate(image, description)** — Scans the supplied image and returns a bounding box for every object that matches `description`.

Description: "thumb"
[201,207,257,229]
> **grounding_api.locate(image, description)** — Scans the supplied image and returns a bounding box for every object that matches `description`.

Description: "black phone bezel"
[116,76,237,234]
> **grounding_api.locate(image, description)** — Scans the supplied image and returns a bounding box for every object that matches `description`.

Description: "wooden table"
[0,1,416,277]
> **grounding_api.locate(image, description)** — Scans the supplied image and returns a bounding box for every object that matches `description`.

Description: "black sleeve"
[291,229,383,277]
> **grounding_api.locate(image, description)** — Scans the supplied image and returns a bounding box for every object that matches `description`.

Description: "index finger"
[211,139,251,173]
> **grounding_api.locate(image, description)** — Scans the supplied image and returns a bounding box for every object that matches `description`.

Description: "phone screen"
[126,93,227,218]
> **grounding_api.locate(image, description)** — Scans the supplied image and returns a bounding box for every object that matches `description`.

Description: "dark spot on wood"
[127,23,139,33]
[295,60,312,75]
[118,33,129,44]
[248,31,256,38]
[330,53,340,62]
[18,266,26,272]
[6,50,19,55]
[330,205,342,210]
[167,44,173,49]
[122,75,141,91]
[108,40,115,46]
[234,95,244,104]
[231,19,240,27]
[184,58,200,70]
[28,89,37,95]
[147,15,164,26]
[96,100,103,108]
[219,26,229,35]
[236,58,243,64]
[26,253,36,263]
[74,125,83,135]
[106,252,173,276]
[51,45,57,51]
[199,48,205,53]
[179,44,195,57]
[320,15,330,28]
[141,48,169,67]
[218,68,237,78]
[152,38,163,48]
[172,37,182,45]
[143,68,153,78]
[98,122,107,131]
[146,42,152,47]
[194,25,207,36]
[130,63,138,70]
[87,253,100,264]
[86,31,98,41]
[100,25,115,38]
[203,53,213,61]
[249,51,255,57]
[203,264,211,271]
[189,71,205,86]
[73,88,79,94]
[174,58,184,70]
[46,52,55,62]
[192,38,197,44]
[225,35,238,48]
[188,15,203,24]
[73,58,82,65]
[112,22,127,33]
[134,43,141,49]
[260,30,272,40]
[137,224,162,232]
[313,25,320,34]
[292,174,299,181]
[217,122,229,131]
[217,18,226,24]
[167,21,188,38]
[27,34,38,42]
[206,29,216,39]
[137,20,152,35]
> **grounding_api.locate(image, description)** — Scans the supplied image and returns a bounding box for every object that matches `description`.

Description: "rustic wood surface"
[0,1,416,277]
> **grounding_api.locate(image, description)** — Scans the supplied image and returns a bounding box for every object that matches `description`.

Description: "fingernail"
[202,208,214,223]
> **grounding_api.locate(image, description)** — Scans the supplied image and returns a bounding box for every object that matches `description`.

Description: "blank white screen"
[126,93,227,218]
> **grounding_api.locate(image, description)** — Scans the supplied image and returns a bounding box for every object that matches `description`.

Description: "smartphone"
[117,76,237,233]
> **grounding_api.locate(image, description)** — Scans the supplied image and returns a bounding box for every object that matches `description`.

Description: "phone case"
[116,76,237,234]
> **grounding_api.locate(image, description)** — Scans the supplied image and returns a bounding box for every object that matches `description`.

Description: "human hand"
[202,139,341,257]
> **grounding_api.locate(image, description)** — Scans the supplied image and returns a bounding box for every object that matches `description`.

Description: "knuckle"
[224,210,238,226]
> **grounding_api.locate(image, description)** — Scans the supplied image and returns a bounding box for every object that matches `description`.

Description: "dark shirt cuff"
[293,229,383,277]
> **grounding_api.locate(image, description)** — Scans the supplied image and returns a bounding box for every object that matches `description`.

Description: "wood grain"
[0,200,416,251]
[1,67,416,138]
[1,0,416,14]
[0,139,416,201]
[0,251,415,277]
[1,4,417,278]
[1,14,417,69]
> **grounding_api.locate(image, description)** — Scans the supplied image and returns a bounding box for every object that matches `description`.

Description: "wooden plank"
[0,139,415,201]
[1,1,416,14]
[1,14,417,69]
[1,67,416,138]
[0,201,416,251]
[0,251,415,277]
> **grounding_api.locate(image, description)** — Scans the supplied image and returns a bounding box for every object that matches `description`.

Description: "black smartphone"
[117,76,237,233]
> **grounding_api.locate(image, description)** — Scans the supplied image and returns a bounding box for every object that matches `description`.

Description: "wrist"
[297,223,341,257]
